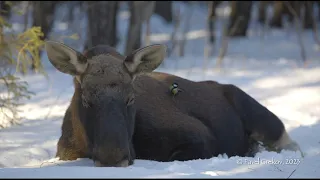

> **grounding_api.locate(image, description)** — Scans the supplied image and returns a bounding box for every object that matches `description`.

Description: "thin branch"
[216,16,243,69]
[178,3,194,57]
[23,1,30,32]
[308,2,320,48]
[204,1,215,59]
[284,1,307,66]
[167,6,181,57]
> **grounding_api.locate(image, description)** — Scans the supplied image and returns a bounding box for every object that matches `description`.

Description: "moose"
[45,41,301,167]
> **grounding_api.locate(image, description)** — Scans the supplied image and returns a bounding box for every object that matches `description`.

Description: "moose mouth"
[91,147,133,167]
[94,159,129,167]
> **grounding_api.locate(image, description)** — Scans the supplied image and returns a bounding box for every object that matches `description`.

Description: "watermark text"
[236,157,301,165]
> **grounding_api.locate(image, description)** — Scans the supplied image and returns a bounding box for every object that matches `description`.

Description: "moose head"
[45,41,167,167]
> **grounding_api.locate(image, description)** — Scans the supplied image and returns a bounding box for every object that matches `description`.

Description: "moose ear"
[124,44,167,76]
[45,41,88,76]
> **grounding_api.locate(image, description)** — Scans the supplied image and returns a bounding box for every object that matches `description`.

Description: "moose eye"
[126,95,135,106]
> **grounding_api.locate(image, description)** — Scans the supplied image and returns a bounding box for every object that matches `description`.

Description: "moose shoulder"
[45,41,301,167]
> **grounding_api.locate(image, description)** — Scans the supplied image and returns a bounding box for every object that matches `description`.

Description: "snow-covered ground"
[0,2,320,178]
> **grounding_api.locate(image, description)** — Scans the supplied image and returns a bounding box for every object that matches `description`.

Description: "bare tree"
[23,1,31,32]
[227,1,253,37]
[167,6,181,57]
[282,1,313,30]
[154,1,172,24]
[32,1,57,41]
[144,2,156,46]
[204,1,220,58]
[178,2,194,57]
[66,1,84,23]
[125,1,155,55]
[318,1,320,21]
[258,1,269,24]
[303,1,314,29]
[284,2,307,66]
[269,1,285,28]
[85,1,119,49]
[269,1,301,29]
[216,17,243,69]
[310,2,320,47]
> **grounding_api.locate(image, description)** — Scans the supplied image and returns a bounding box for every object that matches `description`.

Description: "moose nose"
[94,159,129,167]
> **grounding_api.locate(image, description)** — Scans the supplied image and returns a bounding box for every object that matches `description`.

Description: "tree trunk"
[204,1,220,58]
[125,1,155,55]
[318,1,320,21]
[154,1,172,23]
[268,1,299,28]
[23,1,30,32]
[85,1,118,49]
[284,1,313,29]
[285,1,301,24]
[269,1,285,28]
[31,1,57,71]
[258,1,268,24]
[228,1,253,37]
[207,1,220,43]
[32,1,57,40]
[303,1,314,29]
[66,1,80,23]
[125,2,142,55]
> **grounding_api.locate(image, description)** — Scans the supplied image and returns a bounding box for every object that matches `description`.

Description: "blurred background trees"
[0,1,45,127]
[0,1,319,127]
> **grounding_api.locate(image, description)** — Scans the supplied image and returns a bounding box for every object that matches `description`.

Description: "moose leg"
[134,109,218,162]
[168,141,215,161]
[222,84,301,153]
[167,115,218,162]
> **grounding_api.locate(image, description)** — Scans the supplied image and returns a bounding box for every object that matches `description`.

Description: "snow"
[1,2,320,178]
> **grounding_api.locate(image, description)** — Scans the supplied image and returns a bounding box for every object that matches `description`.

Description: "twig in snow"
[287,155,305,179]
[40,161,61,168]
[287,168,297,179]
[272,164,284,172]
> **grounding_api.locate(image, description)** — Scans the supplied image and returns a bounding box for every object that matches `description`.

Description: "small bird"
[169,82,182,96]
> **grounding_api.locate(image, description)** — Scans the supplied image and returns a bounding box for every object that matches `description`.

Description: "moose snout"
[94,158,129,167]
[92,146,131,167]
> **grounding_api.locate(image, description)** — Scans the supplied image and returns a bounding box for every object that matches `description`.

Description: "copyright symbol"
[237,159,242,164]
